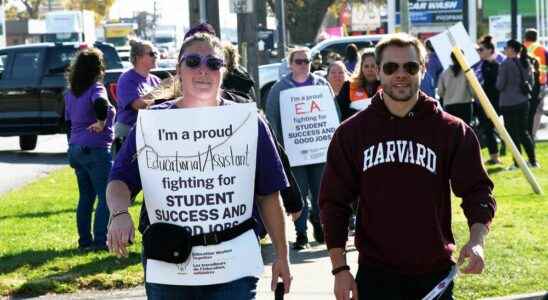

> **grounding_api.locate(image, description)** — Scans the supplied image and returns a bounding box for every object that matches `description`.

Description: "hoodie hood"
[367,90,442,120]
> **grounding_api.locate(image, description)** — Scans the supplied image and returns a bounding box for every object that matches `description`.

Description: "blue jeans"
[142,250,259,299]
[291,163,325,234]
[68,145,112,247]
[145,277,259,300]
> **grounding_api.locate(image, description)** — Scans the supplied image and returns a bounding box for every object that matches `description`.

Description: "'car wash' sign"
[397,0,463,24]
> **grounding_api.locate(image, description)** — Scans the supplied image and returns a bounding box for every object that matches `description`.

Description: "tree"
[266,0,386,44]
[63,0,115,25]
[267,0,336,44]
[18,0,43,19]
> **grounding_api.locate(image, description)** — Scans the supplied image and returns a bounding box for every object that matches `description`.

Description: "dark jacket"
[222,65,256,100]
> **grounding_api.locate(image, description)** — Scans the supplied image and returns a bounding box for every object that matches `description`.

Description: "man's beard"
[383,82,419,102]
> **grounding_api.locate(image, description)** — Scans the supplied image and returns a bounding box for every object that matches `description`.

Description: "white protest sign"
[280,85,339,167]
[428,22,480,70]
[136,103,262,285]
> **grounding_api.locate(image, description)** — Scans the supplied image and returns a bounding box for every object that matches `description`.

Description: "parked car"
[0,41,174,150]
[258,34,385,109]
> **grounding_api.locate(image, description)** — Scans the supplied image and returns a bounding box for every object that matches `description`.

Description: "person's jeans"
[68,145,112,247]
[144,277,259,300]
[291,163,325,234]
[355,264,454,300]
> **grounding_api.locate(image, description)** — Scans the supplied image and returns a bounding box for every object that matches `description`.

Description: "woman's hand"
[107,213,135,258]
[87,120,106,133]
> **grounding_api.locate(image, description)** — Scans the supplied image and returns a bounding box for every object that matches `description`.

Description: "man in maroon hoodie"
[319,33,496,300]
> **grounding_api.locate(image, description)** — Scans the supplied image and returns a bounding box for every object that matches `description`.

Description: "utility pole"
[511,0,517,39]
[399,0,410,33]
[189,0,200,27]
[387,0,396,33]
[468,0,477,41]
[205,0,220,39]
[275,0,287,59]
[236,0,260,101]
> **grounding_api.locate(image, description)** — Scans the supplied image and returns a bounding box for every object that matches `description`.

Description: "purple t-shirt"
[291,76,314,87]
[109,99,289,200]
[64,83,115,148]
[115,69,160,126]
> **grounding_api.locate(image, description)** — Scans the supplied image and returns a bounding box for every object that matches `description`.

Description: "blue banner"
[396,0,464,24]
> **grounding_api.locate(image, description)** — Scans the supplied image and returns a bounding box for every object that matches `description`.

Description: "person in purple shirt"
[107,32,292,299]
[113,39,161,155]
[64,48,116,252]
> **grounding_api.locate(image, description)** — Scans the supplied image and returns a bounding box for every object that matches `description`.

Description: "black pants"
[528,95,541,136]
[477,106,499,155]
[501,102,536,164]
[355,264,454,300]
[444,102,473,125]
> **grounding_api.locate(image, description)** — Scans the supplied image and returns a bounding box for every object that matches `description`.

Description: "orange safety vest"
[349,81,381,102]
[525,41,547,85]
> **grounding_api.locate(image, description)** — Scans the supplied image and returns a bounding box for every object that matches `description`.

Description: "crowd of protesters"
[59,22,548,299]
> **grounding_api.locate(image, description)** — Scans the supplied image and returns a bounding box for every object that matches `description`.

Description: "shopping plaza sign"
[397,0,463,24]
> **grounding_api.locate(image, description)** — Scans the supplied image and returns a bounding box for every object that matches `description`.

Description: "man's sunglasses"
[179,54,225,71]
[293,58,311,65]
[381,61,421,75]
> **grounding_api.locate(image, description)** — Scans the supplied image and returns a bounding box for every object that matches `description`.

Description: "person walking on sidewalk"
[319,33,496,300]
[107,32,292,299]
[65,48,116,252]
[112,39,160,156]
[266,47,334,250]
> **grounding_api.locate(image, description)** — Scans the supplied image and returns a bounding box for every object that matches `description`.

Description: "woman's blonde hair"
[129,38,154,66]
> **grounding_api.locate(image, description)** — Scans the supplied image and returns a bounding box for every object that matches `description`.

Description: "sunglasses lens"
[185,55,201,68]
[403,62,420,75]
[382,62,399,75]
[294,59,309,65]
[206,57,224,70]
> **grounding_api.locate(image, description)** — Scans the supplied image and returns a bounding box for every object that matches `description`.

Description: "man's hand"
[458,242,485,274]
[271,257,292,293]
[334,270,358,300]
[458,223,488,274]
[107,213,134,258]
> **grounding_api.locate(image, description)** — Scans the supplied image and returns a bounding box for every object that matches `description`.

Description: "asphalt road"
[0,134,68,195]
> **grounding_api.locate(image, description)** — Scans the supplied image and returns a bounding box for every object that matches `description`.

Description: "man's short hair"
[288,47,311,64]
[524,28,538,42]
[374,33,427,66]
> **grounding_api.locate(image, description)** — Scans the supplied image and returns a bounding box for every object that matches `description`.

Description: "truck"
[0,41,175,150]
[153,25,178,58]
[104,22,136,62]
[44,10,96,44]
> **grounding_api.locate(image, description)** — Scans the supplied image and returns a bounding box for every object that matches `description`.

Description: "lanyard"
[421,265,458,300]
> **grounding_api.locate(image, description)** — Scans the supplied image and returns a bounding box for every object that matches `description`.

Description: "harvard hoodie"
[319,91,496,275]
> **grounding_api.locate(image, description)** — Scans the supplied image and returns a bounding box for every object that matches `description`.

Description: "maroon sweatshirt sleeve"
[319,127,360,249]
[449,122,496,228]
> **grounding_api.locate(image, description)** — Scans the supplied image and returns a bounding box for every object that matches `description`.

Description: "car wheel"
[19,135,38,151]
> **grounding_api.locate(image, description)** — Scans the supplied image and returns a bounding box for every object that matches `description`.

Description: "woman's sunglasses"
[179,54,225,71]
[381,61,421,75]
[293,58,311,65]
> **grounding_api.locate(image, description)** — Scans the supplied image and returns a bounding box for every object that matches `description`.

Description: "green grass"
[0,144,547,298]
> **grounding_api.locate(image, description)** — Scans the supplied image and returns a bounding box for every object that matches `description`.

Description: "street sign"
[396,0,464,24]
[230,0,254,14]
